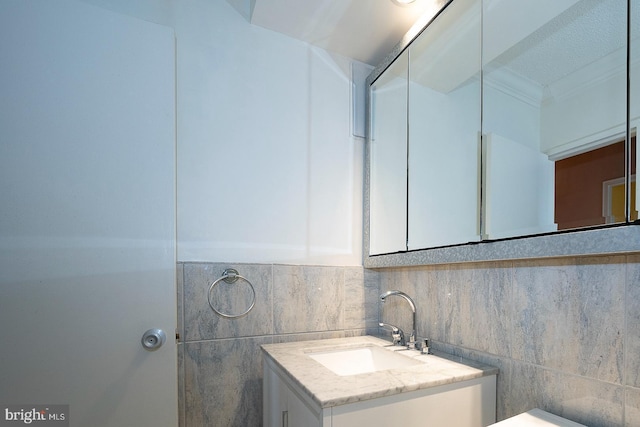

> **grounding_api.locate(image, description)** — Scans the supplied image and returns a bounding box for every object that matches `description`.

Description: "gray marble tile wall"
[377,254,640,427]
[177,255,639,426]
[176,262,379,427]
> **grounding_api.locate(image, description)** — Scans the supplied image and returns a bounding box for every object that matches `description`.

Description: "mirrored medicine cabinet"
[366,0,640,266]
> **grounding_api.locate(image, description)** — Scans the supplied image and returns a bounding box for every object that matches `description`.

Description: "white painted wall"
[78,0,365,266]
[79,0,172,26]
[175,0,363,265]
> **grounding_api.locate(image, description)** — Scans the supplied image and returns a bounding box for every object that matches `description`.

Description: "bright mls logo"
[0,405,68,426]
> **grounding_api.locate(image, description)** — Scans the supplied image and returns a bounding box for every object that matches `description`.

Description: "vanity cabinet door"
[330,376,496,427]
[287,389,321,427]
[263,359,322,427]
[263,360,287,427]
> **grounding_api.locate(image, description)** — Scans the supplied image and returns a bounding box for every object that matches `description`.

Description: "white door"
[0,1,177,426]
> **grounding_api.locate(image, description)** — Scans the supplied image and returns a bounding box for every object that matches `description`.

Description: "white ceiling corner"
[226,0,636,85]
[234,0,436,66]
[225,0,253,22]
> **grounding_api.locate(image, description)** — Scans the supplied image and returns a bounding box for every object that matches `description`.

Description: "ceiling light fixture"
[391,0,417,6]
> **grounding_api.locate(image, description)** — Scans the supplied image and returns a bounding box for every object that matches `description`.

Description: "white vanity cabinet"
[263,347,497,427]
[263,357,324,427]
[330,376,496,427]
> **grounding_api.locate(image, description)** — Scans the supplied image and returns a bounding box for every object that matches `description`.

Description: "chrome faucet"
[379,290,417,349]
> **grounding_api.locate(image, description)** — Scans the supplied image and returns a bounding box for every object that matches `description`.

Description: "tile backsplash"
[377,254,640,427]
[177,255,640,427]
[177,263,378,427]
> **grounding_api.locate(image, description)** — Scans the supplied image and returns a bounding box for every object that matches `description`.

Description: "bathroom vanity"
[262,336,498,427]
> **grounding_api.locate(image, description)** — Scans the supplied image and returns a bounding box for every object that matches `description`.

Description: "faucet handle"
[391,331,403,345]
[406,334,417,350]
[419,338,430,355]
[379,322,405,346]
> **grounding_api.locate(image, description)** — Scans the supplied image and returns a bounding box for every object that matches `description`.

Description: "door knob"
[141,328,166,351]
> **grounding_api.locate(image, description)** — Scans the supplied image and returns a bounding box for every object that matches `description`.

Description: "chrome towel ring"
[208,268,256,319]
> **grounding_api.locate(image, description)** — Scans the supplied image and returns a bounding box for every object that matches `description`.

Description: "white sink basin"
[308,345,422,376]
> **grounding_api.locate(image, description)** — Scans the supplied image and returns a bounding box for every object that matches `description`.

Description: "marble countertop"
[261,335,499,408]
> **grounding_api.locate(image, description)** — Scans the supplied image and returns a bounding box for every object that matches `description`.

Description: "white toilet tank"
[490,409,586,426]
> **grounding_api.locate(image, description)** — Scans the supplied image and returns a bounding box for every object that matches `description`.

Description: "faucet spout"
[379,290,417,349]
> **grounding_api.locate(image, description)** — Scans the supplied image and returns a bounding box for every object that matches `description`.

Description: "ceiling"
[225,0,637,94]
[225,0,439,66]
[492,0,626,87]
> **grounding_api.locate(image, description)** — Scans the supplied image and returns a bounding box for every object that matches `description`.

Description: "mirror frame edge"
[364,224,640,268]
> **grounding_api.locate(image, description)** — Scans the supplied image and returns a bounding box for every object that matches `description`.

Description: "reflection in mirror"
[632,0,640,221]
[483,0,629,239]
[370,50,409,255]
[407,0,481,249]
[555,138,636,229]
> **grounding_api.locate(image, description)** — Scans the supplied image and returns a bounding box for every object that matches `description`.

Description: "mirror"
[370,50,408,255]
[483,0,631,239]
[632,0,640,221]
[367,0,639,259]
[407,0,481,249]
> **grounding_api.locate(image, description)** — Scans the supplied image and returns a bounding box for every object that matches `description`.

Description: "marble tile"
[343,328,372,337]
[512,256,625,384]
[272,265,344,334]
[177,263,184,340]
[176,257,639,425]
[177,265,186,427]
[364,269,381,332]
[344,267,367,329]
[506,362,624,426]
[500,361,544,418]
[626,254,640,388]
[177,343,185,427]
[439,262,513,357]
[272,330,345,344]
[378,269,410,332]
[405,267,439,342]
[183,263,273,341]
[540,370,624,426]
[492,358,519,422]
[416,266,449,342]
[434,342,513,421]
[361,267,381,331]
[626,386,640,426]
[183,336,272,427]
[378,266,432,343]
